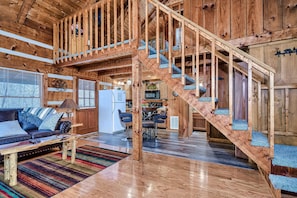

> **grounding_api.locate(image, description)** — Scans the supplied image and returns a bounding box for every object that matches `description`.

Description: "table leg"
[62,141,68,160]
[4,153,17,186]
[71,139,77,164]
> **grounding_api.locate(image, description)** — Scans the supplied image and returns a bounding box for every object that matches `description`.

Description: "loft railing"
[144,0,276,158]
[53,0,133,64]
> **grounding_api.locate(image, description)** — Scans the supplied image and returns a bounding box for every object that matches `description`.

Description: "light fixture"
[59,99,78,120]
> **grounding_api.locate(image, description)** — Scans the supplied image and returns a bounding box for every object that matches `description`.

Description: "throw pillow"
[38,112,63,131]
[18,111,42,130]
[0,120,28,137]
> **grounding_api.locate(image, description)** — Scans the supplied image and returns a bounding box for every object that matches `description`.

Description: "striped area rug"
[0,145,130,198]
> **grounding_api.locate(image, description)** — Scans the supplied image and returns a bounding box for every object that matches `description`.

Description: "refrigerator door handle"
[112,91,115,113]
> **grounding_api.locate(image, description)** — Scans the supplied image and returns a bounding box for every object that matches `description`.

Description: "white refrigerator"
[98,89,126,134]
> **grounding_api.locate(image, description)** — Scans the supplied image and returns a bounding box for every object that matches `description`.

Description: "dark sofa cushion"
[0,110,19,122]
[0,134,30,145]
[18,111,42,131]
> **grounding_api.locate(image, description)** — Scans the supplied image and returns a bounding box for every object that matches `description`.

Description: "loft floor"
[85,130,255,169]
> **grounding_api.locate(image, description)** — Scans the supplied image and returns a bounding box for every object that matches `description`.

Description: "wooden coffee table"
[0,134,78,186]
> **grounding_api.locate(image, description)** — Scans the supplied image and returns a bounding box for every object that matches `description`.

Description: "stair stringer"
[139,50,271,173]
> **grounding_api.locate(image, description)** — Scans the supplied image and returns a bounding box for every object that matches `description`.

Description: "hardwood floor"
[53,131,274,198]
[53,139,273,198]
[84,130,255,169]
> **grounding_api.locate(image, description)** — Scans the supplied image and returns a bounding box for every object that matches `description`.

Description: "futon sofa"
[0,107,71,161]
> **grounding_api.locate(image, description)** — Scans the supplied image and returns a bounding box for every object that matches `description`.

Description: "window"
[0,67,42,108]
[78,79,95,108]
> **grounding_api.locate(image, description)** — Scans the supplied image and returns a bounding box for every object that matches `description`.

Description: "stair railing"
[145,0,276,158]
[53,0,133,64]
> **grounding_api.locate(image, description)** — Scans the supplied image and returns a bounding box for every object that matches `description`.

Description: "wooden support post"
[145,0,148,54]
[195,30,200,97]
[257,81,262,132]
[114,0,117,47]
[168,13,172,74]
[95,4,98,54]
[132,54,142,161]
[73,76,78,124]
[181,20,185,85]
[211,39,215,110]
[269,72,274,158]
[71,138,77,164]
[156,4,160,64]
[62,141,68,160]
[229,50,233,124]
[101,2,105,51]
[248,61,253,140]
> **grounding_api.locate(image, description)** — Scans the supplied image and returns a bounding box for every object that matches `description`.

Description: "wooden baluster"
[68,16,72,61]
[168,13,172,74]
[107,0,110,50]
[95,4,98,54]
[257,81,262,132]
[196,30,200,97]
[78,12,82,59]
[121,0,124,45]
[60,20,63,63]
[53,23,58,64]
[83,10,88,57]
[229,50,233,124]
[181,20,185,85]
[248,61,252,140]
[203,52,206,88]
[89,7,93,56]
[64,18,68,62]
[128,0,131,44]
[73,14,77,60]
[145,0,148,54]
[101,2,105,52]
[215,56,219,98]
[269,72,274,158]
[156,4,160,64]
[114,0,117,47]
[211,39,215,110]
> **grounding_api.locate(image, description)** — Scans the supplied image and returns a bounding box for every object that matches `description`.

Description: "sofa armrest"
[58,121,72,133]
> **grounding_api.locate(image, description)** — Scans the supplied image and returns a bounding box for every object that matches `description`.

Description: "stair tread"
[198,97,218,102]
[269,174,297,193]
[184,84,207,93]
[251,131,269,147]
[273,144,297,168]
[214,108,229,115]
[232,120,248,131]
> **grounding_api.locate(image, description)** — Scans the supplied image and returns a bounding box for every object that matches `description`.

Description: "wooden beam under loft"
[78,57,131,72]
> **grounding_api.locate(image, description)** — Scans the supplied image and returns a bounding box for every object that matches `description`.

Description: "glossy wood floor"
[53,133,274,198]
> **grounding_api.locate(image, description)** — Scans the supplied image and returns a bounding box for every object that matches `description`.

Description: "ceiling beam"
[17,0,36,24]
[98,67,132,76]
[78,57,132,72]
